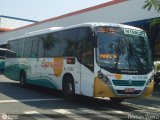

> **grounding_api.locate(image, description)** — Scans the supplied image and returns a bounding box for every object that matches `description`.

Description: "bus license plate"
[125,88,135,93]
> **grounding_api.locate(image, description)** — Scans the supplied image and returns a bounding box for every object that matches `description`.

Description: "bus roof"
[0,48,15,54]
[9,22,143,41]
[57,22,143,31]
[26,27,62,36]
[0,48,8,51]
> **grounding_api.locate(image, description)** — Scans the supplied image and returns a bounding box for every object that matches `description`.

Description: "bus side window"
[19,39,24,57]
[37,38,45,58]
[23,38,32,57]
[6,40,22,58]
[59,29,79,57]
[43,33,60,57]
[31,38,39,58]
[6,42,13,58]
[6,50,16,58]
[79,28,94,72]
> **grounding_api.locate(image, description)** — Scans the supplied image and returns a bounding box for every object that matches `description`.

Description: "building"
[0,0,159,57]
[0,15,37,47]
[0,15,37,31]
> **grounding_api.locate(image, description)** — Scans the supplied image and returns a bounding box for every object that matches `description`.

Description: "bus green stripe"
[5,63,30,81]
[26,78,59,90]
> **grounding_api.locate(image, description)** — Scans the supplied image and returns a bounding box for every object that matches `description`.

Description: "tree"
[143,0,160,29]
[143,0,160,61]
[143,0,160,11]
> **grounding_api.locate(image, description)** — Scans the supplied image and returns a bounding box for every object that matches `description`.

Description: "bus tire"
[110,98,124,104]
[20,71,26,87]
[63,76,75,101]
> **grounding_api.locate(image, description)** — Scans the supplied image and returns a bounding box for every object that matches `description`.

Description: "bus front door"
[80,34,94,97]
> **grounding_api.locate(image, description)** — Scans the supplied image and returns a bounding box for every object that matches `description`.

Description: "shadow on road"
[0,77,159,115]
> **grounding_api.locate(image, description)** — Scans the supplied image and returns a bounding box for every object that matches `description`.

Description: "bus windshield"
[95,26,153,74]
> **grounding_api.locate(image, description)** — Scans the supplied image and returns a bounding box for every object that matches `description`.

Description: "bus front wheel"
[20,71,26,87]
[63,76,75,101]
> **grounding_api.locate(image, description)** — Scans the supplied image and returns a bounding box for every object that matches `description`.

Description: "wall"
[0,0,158,44]
[0,17,36,29]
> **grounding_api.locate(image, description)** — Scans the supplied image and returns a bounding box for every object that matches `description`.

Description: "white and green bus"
[0,48,7,71]
[4,22,154,103]
[0,48,15,72]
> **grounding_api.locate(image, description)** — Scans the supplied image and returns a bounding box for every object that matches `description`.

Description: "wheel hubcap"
[67,83,72,94]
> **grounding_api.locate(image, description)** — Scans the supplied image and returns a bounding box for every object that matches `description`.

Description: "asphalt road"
[0,74,160,120]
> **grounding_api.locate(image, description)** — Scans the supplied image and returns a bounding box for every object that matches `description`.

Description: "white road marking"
[53,109,89,120]
[112,110,125,114]
[100,106,129,115]
[24,111,53,120]
[145,96,160,102]
[0,98,63,103]
[24,111,39,114]
[79,108,121,120]
[123,102,160,112]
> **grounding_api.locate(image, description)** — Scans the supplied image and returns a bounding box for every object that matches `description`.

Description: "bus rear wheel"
[110,98,124,104]
[63,76,75,101]
[20,71,26,87]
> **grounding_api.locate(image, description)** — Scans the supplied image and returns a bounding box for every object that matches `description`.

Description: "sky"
[0,0,112,21]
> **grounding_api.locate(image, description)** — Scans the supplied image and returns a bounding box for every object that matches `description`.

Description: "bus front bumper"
[93,77,154,98]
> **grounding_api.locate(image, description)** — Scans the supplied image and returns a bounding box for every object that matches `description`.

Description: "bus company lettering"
[41,58,64,77]
[41,60,54,69]
[41,60,63,69]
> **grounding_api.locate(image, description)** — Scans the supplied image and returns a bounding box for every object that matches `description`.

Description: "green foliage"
[157,63,160,70]
[150,17,160,28]
[41,34,55,50]
[143,0,160,28]
[143,0,160,11]
[155,63,160,71]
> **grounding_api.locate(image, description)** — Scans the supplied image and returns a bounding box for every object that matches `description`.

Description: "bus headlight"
[98,71,109,83]
[147,75,154,85]
[98,73,103,79]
